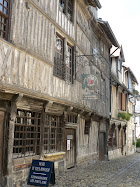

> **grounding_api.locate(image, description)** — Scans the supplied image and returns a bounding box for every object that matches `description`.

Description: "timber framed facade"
[108,46,138,159]
[0,0,121,186]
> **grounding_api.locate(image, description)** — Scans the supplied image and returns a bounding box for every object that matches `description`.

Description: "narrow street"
[53,153,140,187]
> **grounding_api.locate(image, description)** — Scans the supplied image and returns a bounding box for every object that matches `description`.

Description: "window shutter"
[122,93,126,111]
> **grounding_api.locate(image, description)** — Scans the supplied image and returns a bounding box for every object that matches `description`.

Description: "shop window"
[13,110,41,158]
[108,126,117,147]
[0,0,9,40]
[44,115,63,153]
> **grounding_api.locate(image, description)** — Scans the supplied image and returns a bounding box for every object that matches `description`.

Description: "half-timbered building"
[0,0,119,186]
[108,46,138,159]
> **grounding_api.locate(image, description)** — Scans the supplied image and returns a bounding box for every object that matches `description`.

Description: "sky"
[98,0,140,92]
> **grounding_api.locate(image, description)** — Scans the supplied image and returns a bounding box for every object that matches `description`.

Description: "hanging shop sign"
[82,74,99,100]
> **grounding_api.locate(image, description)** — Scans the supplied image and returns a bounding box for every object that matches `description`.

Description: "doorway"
[65,128,76,169]
[99,132,105,161]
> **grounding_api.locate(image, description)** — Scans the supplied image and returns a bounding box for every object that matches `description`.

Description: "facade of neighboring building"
[0,0,120,186]
[108,46,138,159]
[122,65,138,154]
[135,101,140,139]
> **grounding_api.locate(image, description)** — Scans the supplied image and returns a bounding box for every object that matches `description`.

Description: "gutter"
[98,19,120,48]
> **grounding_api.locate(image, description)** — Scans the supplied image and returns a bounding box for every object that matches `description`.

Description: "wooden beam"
[44,101,53,112]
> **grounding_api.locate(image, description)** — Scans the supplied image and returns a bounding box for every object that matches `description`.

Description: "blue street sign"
[27,160,54,186]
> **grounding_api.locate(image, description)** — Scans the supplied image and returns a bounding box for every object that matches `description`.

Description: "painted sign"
[27,160,53,186]
[82,74,99,100]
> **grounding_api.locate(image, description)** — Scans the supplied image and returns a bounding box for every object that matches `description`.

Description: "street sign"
[27,160,54,186]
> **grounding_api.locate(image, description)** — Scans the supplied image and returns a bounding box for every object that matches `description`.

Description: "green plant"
[136,139,140,147]
[133,89,139,96]
[118,112,133,121]
[133,141,136,146]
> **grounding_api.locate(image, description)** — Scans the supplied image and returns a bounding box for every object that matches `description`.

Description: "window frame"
[65,43,74,83]
[59,0,74,22]
[84,119,91,135]
[54,34,65,79]
[13,110,41,158]
[118,59,122,72]
[54,34,74,84]
[44,114,64,153]
[0,0,10,40]
[100,40,104,55]
[66,114,77,123]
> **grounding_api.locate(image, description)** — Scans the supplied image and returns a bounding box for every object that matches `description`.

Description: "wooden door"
[0,111,4,182]
[99,132,105,161]
[65,129,76,169]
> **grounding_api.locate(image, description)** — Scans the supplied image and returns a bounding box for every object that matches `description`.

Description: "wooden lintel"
[91,115,103,122]
[66,106,73,112]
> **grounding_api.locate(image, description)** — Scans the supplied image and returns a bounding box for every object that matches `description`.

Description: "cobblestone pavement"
[52,153,140,187]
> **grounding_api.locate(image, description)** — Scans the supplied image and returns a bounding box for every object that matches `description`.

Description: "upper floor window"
[66,44,73,83]
[100,41,104,54]
[54,34,65,79]
[0,0,9,39]
[54,34,74,83]
[101,77,106,103]
[118,92,126,111]
[118,60,122,72]
[59,0,74,21]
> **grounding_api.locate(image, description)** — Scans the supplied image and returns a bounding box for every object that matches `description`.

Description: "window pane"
[68,0,73,20]
[0,0,9,40]
[66,44,73,83]
[0,5,2,11]
[54,35,64,79]
[44,115,63,153]
[13,110,41,158]
[4,1,8,8]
